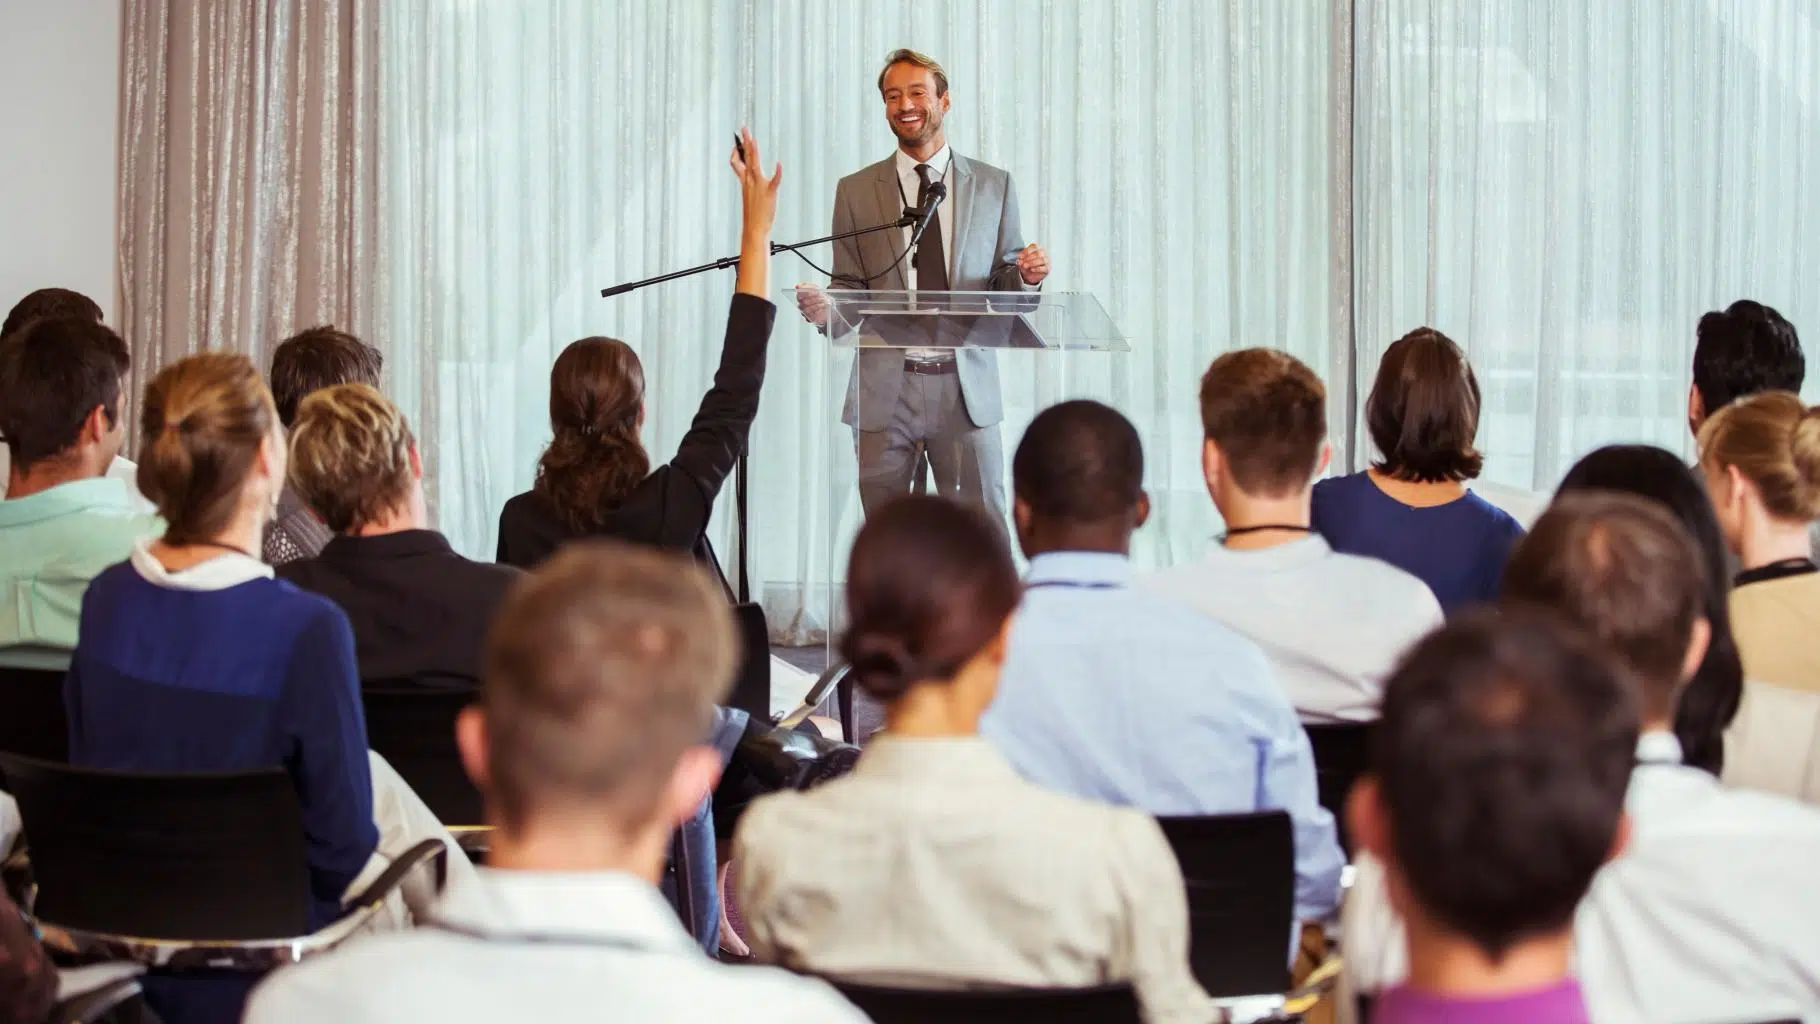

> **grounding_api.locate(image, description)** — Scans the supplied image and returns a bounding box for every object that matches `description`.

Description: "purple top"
[1375,980,1589,1024]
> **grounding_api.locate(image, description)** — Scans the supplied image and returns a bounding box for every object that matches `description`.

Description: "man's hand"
[1017,243,1050,286]
[795,283,830,327]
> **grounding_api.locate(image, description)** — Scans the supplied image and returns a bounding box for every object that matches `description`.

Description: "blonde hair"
[288,383,416,534]
[137,353,279,545]
[878,48,949,96]
[1698,390,1820,522]
[482,540,736,833]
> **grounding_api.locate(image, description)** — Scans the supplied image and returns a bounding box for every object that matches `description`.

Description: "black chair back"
[0,753,312,940]
[1156,811,1294,998]
[361,686,483,826]
[0,667,69,762]
[1305,722,1374,854]
[725,603,772,722]
[829,982,1142,1024]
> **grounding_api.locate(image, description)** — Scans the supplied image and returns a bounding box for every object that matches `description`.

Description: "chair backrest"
[361,686,483,827]
[0,667,69,762]
[0,753,312,940]
[1156,811,1294,998]
[1304,722,1375,854]
[829,982,1142,1024]
[725,603,772,721]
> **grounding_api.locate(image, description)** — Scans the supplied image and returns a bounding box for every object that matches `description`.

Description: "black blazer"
[496,292,775,582]
[277,530,520,690]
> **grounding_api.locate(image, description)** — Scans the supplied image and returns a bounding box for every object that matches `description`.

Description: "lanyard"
[1218,524,1315,544]
[1024,580,1122,591]
[894,154,954,214]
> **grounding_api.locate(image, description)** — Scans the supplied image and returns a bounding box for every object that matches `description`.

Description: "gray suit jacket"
[831,153,1027,430]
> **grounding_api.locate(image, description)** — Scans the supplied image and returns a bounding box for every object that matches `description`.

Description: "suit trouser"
[856,368,1007,522]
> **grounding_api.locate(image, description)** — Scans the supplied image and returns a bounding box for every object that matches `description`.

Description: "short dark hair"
[1368,328,1484,483]
[1692,300,1803,415]
[839,496,1020,702]
[2,288,103,339]
[878,49,949,97]
[268,326,383,427]
[483,541,734,833]
[1502,491,1705,722]
[1013,400,1143,523]
[1556,445,1743,775]
[1199,348,1327,497]
[1374,607,1637,961]
[0,318,130,471]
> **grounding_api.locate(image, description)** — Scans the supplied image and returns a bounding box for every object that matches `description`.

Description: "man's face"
[881,63,950,149]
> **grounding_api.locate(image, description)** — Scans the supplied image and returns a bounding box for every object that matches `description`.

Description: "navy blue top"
[66,562,378,924]
[1311,472,1525,615]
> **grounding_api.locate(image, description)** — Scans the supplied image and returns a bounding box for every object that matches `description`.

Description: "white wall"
[0,0,120,321]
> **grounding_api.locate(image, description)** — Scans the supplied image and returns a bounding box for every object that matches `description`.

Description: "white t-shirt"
[1140,535,1442,722]
[0,450,154,515]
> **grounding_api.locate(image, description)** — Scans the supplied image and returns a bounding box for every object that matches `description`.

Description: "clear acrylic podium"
[777,287,1128,660]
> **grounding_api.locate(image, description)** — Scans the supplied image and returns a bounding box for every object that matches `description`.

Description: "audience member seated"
[262,325,383,565]
[276,383,517,688]
[245,542,868,1024]
[1311,328,1523,614]
[1686,299,1812,567]
[0,889,54,1024]
[1352,608,1636,1024]
[736,496,1211,1023]
[1556,445,1743,775]
[1143,348,1442,722]
[983,399,1342,923]
[67,353,465,1023]
[0,318,160,667]
[1699,391,1820,693]
[1345,491,1820,1023]
[0,288,147,507]
[495,129,779,582]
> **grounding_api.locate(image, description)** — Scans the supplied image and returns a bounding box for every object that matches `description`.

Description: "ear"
[1682,616,1713,686]
[258,427,287,486]
[1348,776,1392,865]
[1134,489,1152,530]
[978,611,1017,670]
[456,705,492,794]
[939,91,953,115]
[1606,811,1633,866]
[409,442,424,480]
[1725,463,1752,512]
[659,746,724,830]
[1316,440,1334,479]
[1201,439,1223,492]
[1688,385,1706,435]
[1013,496,1034,538]
[80,404,110,446]
[638,404,648,430]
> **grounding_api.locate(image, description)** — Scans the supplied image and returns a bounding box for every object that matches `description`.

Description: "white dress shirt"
[1344,732,1820,1024]
[245,868,868,1024]
[734,735,1213,1024]
[895,144,954,295]
[1141,536,1443,723]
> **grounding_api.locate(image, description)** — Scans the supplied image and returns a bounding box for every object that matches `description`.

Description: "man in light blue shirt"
[983,400,1343,921]
[0,317,161,667]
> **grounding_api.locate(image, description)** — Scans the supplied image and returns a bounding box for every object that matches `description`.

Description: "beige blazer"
[1725,679,1820,805]
[1730,573,1820,695]
[733,736,1212,1024]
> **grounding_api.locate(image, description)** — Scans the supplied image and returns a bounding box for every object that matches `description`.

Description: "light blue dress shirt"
[984,551,1345,921]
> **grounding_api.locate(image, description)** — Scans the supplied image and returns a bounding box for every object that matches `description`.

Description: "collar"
[894,144,953,182]
[1636,730,1684,766]
[0,476,138,527]
[1201,532,1334,569]
[1735,557,1819,588]
[319,529,456,562]
[433,868,698,954]
[854,735,1022,785]
[1024,551,1131,589]
[128,537,274,591]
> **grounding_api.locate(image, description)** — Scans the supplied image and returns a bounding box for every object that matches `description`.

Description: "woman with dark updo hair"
[733,495,1208,1022]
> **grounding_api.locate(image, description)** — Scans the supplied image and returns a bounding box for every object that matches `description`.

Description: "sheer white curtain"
[1353,0,1820,493]
[378,0,1339,642]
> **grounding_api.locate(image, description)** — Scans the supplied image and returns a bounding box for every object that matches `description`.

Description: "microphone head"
[928,181,949,200]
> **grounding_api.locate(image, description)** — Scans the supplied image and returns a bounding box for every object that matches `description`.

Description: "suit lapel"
[949,153,977,285]
[870,159,907,290]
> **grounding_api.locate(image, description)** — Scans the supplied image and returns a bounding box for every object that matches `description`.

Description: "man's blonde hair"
[287,383,415,534]
[483,541,737,833]
[878,48,948,97]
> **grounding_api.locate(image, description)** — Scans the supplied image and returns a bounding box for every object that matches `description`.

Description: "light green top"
[0,477,163,668]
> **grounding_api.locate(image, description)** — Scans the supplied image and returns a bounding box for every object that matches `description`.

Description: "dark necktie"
[914,163,949,291]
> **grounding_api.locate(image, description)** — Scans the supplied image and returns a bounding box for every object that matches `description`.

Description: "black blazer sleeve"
[663,292,777,529]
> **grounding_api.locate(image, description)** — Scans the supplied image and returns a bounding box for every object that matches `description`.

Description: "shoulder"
[244,932,450,1022]
[836,158,892,192]
[696,964,869,1022]
[956,153,1011,182]
[1312,472,1368,501]
[1325,552,1444,619]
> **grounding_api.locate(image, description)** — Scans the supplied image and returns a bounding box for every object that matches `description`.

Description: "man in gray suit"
[799,49,1050,521]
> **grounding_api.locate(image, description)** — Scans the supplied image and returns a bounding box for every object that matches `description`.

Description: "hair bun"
[841,631,919,700]
[1790,405,1820,517]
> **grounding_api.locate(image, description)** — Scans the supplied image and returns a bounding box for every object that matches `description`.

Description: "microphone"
[908,182,948,252]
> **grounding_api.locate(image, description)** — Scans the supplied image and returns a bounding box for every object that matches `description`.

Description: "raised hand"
[730,126,783,238]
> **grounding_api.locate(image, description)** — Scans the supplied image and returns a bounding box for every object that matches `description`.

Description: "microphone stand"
[598,210,921,604]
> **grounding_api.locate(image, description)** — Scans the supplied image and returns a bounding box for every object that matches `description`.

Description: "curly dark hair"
[534,336,652,533]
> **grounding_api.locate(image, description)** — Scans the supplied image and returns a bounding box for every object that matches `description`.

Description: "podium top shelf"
[781,288,1129,353]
